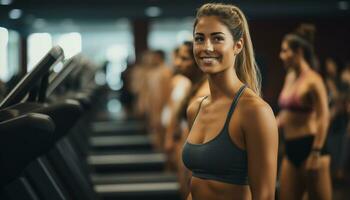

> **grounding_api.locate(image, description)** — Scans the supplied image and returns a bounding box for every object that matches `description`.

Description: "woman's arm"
[241,101,278,200]
[306,76,330,170]
[164,78,192,152]
[305,76,330,170]
[180,97,205,200]
[311,76,330,151]
[326,78,341,120]
[150,68,173,129]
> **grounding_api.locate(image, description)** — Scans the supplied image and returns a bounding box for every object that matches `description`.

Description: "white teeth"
[202,58,216,64]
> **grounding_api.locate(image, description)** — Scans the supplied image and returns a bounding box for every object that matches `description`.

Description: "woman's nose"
[204,39,214,52]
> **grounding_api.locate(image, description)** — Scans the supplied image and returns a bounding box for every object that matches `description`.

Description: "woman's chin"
[199,65,216,74]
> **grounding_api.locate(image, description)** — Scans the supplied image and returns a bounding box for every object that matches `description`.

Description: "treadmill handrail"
[46,55,81,96]
[0,46,64,109]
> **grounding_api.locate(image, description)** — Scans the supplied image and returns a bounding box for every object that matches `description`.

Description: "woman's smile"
[200,56,221,65]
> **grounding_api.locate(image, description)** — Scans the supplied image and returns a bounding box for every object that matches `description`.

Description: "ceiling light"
[9,9,22,19]
[34,18,47,29]
[0,0,12,5]
[145,6,162,17]
[338,1,349,10]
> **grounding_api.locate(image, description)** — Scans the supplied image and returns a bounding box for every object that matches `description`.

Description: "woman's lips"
[201,57,219,65]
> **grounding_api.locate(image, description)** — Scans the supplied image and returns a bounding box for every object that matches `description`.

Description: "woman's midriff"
[283,111,317,139]
[190,177,251,200]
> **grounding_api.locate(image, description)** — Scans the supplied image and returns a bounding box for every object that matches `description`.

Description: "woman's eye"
[194,37,204,43]
[213,36,224,42]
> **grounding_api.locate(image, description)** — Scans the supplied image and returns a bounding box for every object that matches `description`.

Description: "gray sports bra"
[182,85,248,185]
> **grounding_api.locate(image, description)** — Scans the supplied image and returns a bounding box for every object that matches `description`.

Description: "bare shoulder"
[307,70,326,91]
[308,70,323,82]
[238,88,276,128]
[173,75,191,87]
[239,88,273,115]
[236,88,278,145]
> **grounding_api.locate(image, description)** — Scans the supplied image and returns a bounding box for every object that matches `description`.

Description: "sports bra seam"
[191,173,248,185]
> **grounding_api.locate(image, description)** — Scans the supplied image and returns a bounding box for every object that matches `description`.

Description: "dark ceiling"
[0,0,349,29]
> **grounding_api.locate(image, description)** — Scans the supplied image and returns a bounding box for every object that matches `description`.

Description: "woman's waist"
[283,111,315,122]
[190,177,251,200]
[283,125,317,140]
[282,115,317,137]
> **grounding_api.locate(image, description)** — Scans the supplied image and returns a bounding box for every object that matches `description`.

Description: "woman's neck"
[207,68,243,101]
[294,58,311,76]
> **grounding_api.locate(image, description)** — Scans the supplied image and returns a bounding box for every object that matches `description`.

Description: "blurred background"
[0,0,349,108]
[0,0,349,199]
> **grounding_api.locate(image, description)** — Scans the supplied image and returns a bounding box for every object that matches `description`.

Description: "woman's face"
[193,16,242,74]
[279,40,297,69]
[176,45,194,75]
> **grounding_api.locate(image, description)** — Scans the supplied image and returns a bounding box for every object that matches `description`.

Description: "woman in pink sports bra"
[277,24,332,200]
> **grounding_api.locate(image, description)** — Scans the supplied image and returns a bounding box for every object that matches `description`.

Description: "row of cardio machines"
[0,46,180,200]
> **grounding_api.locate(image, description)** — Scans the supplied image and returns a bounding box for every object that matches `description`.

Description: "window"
[55,32,82,59]
[0,27,20,82]
[148,18,194,63]
[27,33,52,71]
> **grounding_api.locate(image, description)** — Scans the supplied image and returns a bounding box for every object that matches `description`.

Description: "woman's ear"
[234,38,244,55]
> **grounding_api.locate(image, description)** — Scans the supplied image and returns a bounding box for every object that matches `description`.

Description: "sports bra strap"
[189,85,246,130]
[224,85,247,125]
[189,96,208,130]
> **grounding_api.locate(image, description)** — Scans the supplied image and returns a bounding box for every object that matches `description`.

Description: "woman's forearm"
[313,112,329,149]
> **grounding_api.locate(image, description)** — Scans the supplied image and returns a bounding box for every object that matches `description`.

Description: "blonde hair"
[194,3,261,96]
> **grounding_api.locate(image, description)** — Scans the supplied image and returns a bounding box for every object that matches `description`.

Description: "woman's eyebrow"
[194,32,224,36]
[194,32,204,36]
[211,32,224,36]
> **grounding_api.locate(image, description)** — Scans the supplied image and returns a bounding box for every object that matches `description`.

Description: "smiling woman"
[193,17,237,74]
[182,3,278,200]
[192,3,261,96]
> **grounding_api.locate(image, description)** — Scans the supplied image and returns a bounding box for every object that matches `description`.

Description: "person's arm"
[326,79,340,120]
[312,77,330,150]
[182,97,205,200]
[164,78,192,152]
[241,101,278,200]
[153,68,173,128]
[307,76,330,169]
